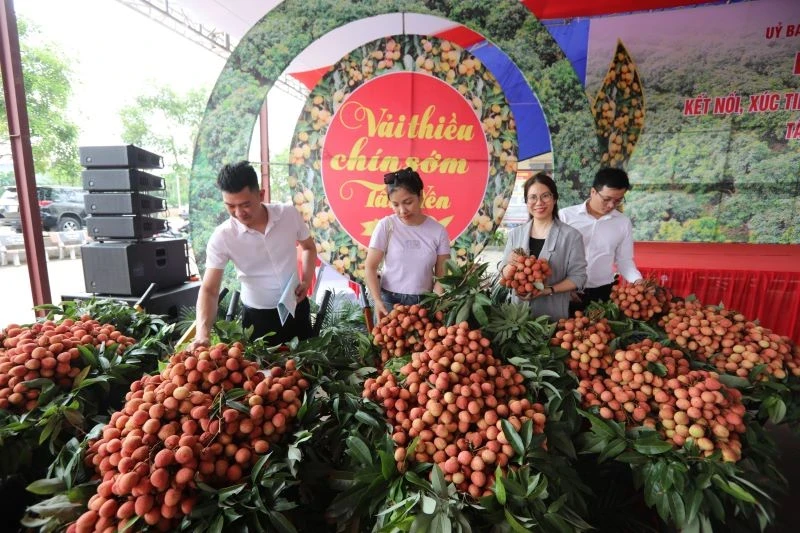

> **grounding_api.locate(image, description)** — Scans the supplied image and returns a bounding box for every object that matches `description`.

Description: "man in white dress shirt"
[559,168,642,313]
[190,161,317,348]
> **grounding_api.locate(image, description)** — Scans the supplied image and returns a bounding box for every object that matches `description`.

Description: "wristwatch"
[546,286,555,296]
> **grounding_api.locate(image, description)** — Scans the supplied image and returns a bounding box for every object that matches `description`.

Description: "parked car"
[0,185,87,232]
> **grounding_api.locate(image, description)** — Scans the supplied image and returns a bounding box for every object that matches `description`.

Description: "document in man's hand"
[277,271,299,325]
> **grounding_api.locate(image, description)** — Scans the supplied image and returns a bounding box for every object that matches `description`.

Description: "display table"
[61,281,201,320]
[634,243,800,343]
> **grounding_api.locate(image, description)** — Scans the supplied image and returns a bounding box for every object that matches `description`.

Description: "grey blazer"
[502,218,587,321]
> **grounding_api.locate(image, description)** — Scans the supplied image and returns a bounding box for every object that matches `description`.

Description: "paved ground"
[0,255,86,326]
[0,217,194,326]
[480,246,504,273]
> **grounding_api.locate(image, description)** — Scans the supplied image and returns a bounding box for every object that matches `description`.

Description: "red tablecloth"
[634,243,800,343]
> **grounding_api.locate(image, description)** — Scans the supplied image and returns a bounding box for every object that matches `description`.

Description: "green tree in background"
[268,146,291,204]
[120,87,207,210]
[0,170,14,188]
[0,19,80,185]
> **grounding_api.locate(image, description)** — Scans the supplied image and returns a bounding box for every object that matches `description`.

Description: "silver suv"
[0,186,87,232]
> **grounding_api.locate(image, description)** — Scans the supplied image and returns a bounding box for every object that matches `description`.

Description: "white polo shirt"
[205,203,310,309]
[559,201,641,288]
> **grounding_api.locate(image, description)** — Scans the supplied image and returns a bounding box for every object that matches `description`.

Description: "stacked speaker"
[79,145,190,296]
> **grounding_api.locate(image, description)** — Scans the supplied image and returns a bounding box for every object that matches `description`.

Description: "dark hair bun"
[384,167,424,195]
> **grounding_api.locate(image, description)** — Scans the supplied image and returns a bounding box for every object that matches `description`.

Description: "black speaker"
[82,168,165,192]
[86,215,168,239]
[81,239,189,296]
[62,282,201,319]
[79,145,163,169]
[84,192,166,215]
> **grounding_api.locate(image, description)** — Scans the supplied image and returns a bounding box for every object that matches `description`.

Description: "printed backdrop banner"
[583,0,799,244]
[191,0,798,288]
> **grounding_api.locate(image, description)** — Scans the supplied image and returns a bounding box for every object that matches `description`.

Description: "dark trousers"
[242,298,313,346]
[568,282,615,315]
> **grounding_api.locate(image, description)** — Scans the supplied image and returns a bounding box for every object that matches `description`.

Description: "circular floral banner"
[287,35,519,281]
[323,70,490,246]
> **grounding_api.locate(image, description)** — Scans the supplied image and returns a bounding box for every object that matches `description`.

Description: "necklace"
[530,219,554,239]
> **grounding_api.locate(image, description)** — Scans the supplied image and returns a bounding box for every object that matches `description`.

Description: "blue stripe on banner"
[468,41,552,160]
[542,18,590,85]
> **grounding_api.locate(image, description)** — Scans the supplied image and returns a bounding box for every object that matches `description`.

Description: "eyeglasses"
[526,192,554,203]
[383,167,417,185]
[595,190,625,206]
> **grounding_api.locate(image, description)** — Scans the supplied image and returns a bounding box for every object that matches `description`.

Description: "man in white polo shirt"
[191,161,317,347]
[559,168,642,313]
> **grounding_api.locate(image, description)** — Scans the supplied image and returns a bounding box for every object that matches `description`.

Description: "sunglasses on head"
[383,167,416,184]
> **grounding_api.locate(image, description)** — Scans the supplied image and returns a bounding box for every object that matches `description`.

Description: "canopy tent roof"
[182,0,722,45]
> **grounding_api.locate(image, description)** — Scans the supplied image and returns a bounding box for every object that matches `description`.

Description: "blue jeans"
[380,289,422,313]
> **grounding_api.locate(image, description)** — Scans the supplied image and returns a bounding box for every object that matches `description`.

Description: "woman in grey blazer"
[502,173,587,320]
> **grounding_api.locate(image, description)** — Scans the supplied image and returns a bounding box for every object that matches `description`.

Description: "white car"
[0,187,19,226]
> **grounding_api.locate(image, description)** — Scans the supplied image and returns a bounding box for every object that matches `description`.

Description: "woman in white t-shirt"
[365,168,451,320]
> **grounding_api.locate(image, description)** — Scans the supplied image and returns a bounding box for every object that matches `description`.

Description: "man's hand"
[294,281,309,301]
